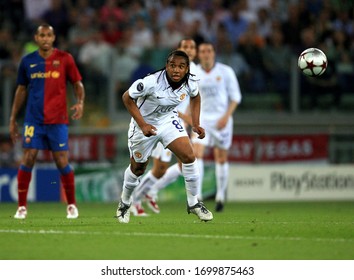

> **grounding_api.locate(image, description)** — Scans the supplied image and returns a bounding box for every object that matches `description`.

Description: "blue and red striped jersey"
[16,49,82,124]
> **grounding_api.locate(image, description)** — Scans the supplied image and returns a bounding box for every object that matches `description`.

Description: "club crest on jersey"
[216,76,222,81]
[180,93,186,101]
[53,60,60,67]
[137,82,144,91]
[134,151,142,159]
[51,71,60,78]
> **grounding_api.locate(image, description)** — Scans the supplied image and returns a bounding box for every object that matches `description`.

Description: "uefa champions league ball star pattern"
[298,47,327,77]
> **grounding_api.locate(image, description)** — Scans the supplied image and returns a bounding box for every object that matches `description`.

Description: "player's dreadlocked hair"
[155,50,192,90]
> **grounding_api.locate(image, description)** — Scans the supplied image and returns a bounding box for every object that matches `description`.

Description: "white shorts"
[192,117,233,150]
[151,142,173,162]
[128,114,188,163]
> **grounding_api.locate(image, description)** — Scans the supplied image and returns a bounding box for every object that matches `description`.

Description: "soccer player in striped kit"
[9,24,85,219]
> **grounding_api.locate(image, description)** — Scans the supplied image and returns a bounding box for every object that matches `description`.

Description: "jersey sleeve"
[65,53,82,83]
[188,79,199,98]
[128,75,154,99]
[225,66,242,104]
[16,59,29,86]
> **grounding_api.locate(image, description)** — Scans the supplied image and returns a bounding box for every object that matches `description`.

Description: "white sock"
[121,165,141,205]
[182,160,199,206]
[133,170,158,203]
[197,158,204,200]
[149,163,181,197]
[215,162,229,203]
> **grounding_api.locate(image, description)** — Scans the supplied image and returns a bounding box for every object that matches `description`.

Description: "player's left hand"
[71,103,84,120]
[217,115,228,129]
[192,126,205,139]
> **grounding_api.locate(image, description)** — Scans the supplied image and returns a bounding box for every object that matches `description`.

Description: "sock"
[197,158,204,200]
[182,160,199,206]
[133,170,158,203]
[17,165,32,207]
[59,165,76,205]
[121,165,141,205]
[149,163,182,198]
[215,162,229,203]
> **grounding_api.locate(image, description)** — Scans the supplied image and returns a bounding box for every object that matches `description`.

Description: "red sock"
[61,171,76,205]
[17,169,32,207]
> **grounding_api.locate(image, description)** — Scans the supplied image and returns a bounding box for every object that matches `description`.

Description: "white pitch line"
[0,229,352,243]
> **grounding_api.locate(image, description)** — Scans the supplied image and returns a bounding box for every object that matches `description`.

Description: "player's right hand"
[141,124,157,137]
[9,121,19,144]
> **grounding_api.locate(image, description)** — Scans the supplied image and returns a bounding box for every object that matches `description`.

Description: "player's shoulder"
[53,48,74,60]
[131,70,162,92]
[140,70,161,87]
[21,50,38,61]
[215,62,233,72]
[215,62,236,77]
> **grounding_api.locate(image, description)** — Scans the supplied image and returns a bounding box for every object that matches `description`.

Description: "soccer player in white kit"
[193,42,242,212]
[116,50,213,223]
[131,39,198,216]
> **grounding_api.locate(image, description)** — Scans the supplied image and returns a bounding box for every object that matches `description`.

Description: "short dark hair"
[177,38,195,48]
[36,23,55,34]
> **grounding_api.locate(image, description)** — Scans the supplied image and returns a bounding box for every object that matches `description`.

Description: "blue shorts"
[22,123,69,151]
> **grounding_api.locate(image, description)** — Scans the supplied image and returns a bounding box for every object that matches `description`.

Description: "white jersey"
[196,62,242,122]
[128,69,199,127]
[127,70,198,162]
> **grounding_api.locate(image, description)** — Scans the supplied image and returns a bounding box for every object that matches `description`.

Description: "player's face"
[198,44,215,66]
[166,55,189,83]
[178,40,197,62]
[35,27,55,51]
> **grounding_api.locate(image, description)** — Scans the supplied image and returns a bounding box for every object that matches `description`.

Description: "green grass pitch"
[0,201,353,260]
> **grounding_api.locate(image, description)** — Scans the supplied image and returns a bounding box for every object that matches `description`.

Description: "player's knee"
[131,165,146,177]
[178,152,196,164]
[152,162,169,178]
[53,154,69,169]
[23,151,37,167]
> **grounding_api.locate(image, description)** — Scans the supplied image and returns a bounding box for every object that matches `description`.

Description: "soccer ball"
[298,48,327,77]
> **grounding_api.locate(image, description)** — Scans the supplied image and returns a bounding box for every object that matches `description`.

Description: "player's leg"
[213,119,233,212]
[117,158,149,223]
[132,144,172,215]
[14,122,42,219]
[213,147,229,212]
[147,161,182,197]
[134,154,170,200]
[49,124,78,219]
[167,136,213,221]
[192,142,206,200]
[143,161,182,214]
[131,168,158,216]
[116,124,157,223]
[14,148,38,219]
[52,150,78,219]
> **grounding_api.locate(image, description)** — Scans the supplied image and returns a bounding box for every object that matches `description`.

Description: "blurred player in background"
[193,42,242,212]
[116,49,213,223]
[130,39,198,216]
[9,24,85,219]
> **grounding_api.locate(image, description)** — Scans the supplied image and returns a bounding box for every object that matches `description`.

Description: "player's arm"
[70,81,85,120]
[122,90,156,137]
[9,85,27,143]
[189,93,205,139]
[177,111,192,127]
[217,100,238,130]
